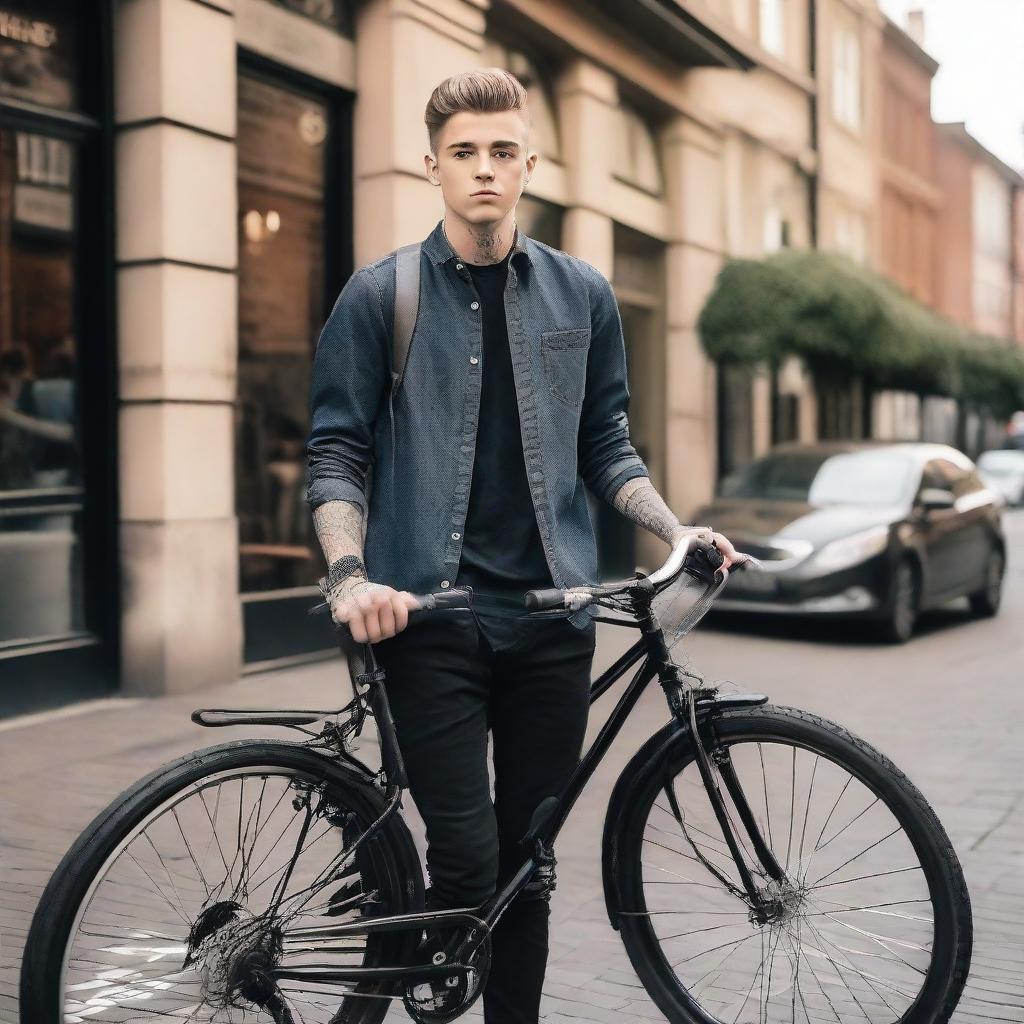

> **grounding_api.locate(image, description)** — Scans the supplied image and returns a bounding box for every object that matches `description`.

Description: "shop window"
[236,71,333,593]
[0,125,85,645]
[0,2,76,110]
[718,364,755,481]
[516,193,563,248]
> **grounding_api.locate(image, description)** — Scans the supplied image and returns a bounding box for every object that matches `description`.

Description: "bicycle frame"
[218,594,781,996]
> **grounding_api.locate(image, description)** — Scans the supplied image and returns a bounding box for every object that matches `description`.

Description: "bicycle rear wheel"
[608,705,972,1024]
[20,740,424,1024]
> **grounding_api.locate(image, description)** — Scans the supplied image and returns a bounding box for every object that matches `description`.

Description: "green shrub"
[698,250,1024,416]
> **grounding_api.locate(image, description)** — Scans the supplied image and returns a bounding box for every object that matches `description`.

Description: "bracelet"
[324,555,367,594]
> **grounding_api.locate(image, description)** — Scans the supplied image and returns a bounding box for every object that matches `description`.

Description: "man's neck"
[442,211,517,266]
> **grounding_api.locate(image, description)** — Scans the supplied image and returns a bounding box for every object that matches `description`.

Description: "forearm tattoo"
[311,499,365,568]
[611,476,686,546]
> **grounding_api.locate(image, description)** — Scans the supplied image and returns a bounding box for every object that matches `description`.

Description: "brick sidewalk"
[3,515,1024,1022]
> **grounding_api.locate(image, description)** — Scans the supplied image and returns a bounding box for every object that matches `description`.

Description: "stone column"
[555,60,617,277]
[661,114,726,522]
[114,0,242,695]
[352,0,488,263]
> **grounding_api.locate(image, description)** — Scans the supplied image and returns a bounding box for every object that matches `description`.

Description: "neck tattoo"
[470,230,503,266]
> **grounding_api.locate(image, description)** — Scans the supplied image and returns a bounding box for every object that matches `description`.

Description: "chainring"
[401,930,492,1024]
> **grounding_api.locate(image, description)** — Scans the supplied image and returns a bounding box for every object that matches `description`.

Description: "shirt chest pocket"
[541,329,590,408]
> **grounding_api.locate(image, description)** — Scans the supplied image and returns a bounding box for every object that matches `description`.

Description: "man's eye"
[496,151,513,158]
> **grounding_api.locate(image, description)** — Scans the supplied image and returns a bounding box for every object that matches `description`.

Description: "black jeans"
[372,610,597,1024]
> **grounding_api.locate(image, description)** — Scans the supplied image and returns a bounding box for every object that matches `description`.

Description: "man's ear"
[424,152,440,186]
[524,150,539,183]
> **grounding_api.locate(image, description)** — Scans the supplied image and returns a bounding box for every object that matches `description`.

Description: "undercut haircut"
[424,68,530,154]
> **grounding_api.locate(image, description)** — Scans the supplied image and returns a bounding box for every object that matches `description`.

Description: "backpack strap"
[392,242,422,394]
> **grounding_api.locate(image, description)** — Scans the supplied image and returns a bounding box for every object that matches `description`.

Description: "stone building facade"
[5,0,1020,711]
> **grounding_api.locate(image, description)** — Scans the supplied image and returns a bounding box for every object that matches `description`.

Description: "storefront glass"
[0,125,86,646]
[236,70,331,594]
[0,2,77,110]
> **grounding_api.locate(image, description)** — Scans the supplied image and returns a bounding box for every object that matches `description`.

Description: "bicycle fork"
[662,674,785,924]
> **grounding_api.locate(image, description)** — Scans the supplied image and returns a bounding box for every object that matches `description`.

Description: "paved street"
[2,512,1022,1024]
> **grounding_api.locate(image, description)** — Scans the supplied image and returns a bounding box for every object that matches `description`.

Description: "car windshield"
[978,451,1024,476]
[720,450,918,506]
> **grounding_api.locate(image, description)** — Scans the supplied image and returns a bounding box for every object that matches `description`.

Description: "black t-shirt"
[455,251,553,622]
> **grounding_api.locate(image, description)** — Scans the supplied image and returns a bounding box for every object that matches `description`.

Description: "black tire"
[880,558,919,644]
[605,705,972,1024]
[20,740,424,1024]
[968,546,1003,617]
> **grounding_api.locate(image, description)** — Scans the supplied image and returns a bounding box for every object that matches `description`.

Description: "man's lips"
[471,191,499,197]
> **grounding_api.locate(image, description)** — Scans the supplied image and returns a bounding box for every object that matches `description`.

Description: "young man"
[305,69,736,1023]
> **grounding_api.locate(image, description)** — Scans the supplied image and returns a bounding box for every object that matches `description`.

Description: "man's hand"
[329,580,420,643]
[671,525,740,570]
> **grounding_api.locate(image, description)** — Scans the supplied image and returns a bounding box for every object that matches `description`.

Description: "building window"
[0,0,96,654]
[759,0,785,58]
[832,23,861,131]
[611,102,663,196]
[264,0,354,36]
[0,3,77,110]
[236,70,335,594]
[835,206,867,264]
[0,126,85,646]
[762,205,790,253]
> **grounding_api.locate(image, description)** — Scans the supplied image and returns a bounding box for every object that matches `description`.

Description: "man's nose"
[475,160,494,179]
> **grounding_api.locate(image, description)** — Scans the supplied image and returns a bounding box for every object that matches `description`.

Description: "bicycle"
[21,535,972,1024]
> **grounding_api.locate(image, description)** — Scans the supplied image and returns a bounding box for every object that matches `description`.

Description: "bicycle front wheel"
[20,740,424,1024]
[609,705,972,1024]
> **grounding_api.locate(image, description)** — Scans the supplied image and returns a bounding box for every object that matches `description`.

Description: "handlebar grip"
[524,587,566,612]
[410,587,474,614]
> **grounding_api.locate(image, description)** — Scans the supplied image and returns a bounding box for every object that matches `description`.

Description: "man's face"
[425,109,537,226]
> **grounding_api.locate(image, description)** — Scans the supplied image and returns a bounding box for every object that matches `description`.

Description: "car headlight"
[810,525,890,572]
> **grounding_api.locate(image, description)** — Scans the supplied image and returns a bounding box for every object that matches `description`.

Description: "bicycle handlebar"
[311,534,760,637]
[415,535,759,617]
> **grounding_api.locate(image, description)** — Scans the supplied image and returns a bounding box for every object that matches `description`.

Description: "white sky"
[878,0,1024,172]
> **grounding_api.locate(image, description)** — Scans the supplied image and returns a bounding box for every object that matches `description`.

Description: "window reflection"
[0,125,85,645]
[0,2,77,110]
[236,72,329,593]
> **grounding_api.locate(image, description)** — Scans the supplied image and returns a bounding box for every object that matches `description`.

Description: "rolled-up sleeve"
[305,268,389,517]
[577,265,651,504]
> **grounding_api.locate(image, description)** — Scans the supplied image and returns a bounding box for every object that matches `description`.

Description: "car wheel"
[968,547,1003,617]
[880,558,918,644]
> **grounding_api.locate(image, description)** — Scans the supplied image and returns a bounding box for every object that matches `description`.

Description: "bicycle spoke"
[637,733,941,1024]
[59,764,395,1024]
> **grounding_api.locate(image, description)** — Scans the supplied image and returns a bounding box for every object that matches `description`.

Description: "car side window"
[935,459,978,499]
[917,461,947,495]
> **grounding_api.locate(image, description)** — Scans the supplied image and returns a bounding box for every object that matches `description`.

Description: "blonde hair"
[424,68,530,153]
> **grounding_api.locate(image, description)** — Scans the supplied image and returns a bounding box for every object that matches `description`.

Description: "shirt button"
[469,356,478,365]
[452,532,461,540]
[532,472,542,482]
[460,444,471,453]
[470,301,480,311]
[455,263,464,270]
[440,580,450,589]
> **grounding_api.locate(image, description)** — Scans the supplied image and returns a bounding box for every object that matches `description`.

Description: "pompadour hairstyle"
[424,68,530,153]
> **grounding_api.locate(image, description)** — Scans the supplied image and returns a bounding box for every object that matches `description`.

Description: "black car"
[695,441,1006,642]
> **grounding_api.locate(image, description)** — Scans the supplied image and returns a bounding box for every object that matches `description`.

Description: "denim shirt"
[305,219,650,630]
